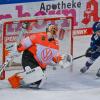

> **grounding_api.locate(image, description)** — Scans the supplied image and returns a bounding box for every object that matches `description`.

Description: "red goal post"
[0,16,73,79]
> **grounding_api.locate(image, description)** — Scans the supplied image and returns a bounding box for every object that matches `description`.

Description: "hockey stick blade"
[0,52,20,75]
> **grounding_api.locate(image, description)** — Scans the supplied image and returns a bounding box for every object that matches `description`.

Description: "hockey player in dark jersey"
[80,22,100,77]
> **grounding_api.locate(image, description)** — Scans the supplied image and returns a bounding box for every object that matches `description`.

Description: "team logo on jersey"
[36,44,58,64]
[41,48,52,63]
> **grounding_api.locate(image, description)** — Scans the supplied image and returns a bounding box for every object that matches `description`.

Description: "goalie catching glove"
[58,54,73,68]
[51,54,73,69]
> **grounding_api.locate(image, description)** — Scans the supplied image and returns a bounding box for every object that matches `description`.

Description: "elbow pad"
[17,37,32,52]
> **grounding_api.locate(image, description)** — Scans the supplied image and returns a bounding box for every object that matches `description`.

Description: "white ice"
[1,35,100,100]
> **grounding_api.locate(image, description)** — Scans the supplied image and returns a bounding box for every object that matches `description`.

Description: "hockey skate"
[96,68,100,77]
[22,80,42,89]
[80,66,89,73]
[29,78,46,89]
[20,66,46,89]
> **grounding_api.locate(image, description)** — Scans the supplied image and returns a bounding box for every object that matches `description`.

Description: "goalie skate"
[24,78,46,89]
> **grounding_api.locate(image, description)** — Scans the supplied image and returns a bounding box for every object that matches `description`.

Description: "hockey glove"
[59,54,73,69]
[85,48,94,57]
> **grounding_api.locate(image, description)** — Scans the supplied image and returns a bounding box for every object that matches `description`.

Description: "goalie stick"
[0,52,20,76]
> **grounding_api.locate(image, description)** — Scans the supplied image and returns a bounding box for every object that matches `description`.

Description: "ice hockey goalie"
[8,24,72,89]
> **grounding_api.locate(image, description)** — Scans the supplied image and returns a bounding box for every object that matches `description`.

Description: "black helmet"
[93,22,100,32]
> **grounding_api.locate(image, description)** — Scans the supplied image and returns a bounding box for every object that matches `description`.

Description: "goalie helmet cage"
[0,16,73,80]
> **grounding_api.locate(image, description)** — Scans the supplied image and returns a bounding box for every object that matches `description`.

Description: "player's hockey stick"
[6,45,14,50]
[73,54,85,60]
[73,46,100,61]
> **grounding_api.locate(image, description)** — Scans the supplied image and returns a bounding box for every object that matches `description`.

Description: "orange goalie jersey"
[17,32,62,69]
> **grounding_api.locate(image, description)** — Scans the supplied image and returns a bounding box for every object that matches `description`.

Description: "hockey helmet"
[47,24,58,35]
[93,22,100,32]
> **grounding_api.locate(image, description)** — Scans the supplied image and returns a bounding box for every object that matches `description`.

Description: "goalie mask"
[47,24,58,35]
[47,24,58,40]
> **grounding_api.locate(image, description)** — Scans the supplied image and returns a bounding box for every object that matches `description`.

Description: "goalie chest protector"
[28,33,59,68]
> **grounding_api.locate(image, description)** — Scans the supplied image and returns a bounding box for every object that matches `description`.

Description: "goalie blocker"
[8,66,45,88]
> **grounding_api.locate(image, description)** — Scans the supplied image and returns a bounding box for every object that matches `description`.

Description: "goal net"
[0,16,73,79]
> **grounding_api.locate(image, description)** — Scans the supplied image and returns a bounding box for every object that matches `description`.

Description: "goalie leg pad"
[19,66,45,85]
[8,66,45,88]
